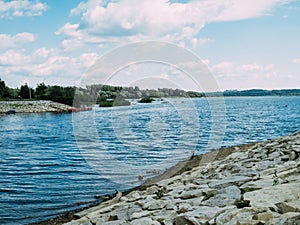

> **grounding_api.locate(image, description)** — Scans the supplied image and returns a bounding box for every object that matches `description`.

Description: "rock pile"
[65,132,300,225]
[0,101,70,113]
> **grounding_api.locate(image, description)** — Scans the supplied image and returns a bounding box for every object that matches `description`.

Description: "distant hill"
[205,89,300,97]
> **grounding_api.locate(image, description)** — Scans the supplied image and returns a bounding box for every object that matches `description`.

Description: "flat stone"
[130,211,152,220]
[276,200,300,214]
[178,189,203,199]
[184,206,226,220]
[252,211,276,221]
[142,199,167,210]
[269,212,300,225]
[208,176,252,189]
[130,217,159,225]
[100,220,129,225]
[64,217,92,225]
[244,182,300,210]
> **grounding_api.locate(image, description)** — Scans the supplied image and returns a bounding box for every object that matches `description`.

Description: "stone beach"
[61,132,300,225]
[0,101,70,113]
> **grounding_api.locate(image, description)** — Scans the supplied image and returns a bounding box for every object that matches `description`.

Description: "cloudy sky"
[0,0,299,91]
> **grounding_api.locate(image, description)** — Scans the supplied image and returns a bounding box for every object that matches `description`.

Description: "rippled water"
[0,96,299,224]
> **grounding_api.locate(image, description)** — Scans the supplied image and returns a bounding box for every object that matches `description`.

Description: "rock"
[177,203,192,213]
[99,221,129,225]
[142,199,167,210]
[126,191,143,202]
[130,211,152,220]
[244,182,300,210]
[64,217,92,225]
[252,211,276,221]
[173,215,200,225]
[276,200,300,214]
[208,176,252,189]
[184,206,226,220]
[269,212,300,225]
[146,186,160,195]
[289,151,299,160]
[131,217,159,225]
[216,207,240,224]
[62,133,300,225]
[223,208,262,225]
[178,189,203,199]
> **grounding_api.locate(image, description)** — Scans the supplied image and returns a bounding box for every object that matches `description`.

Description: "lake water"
[0,96,299,224]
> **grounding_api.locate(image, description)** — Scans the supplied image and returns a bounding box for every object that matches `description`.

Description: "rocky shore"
[57,132,300,225]
[0,101,70,113]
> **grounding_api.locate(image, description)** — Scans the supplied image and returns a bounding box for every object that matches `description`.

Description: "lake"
[0,96,299,224]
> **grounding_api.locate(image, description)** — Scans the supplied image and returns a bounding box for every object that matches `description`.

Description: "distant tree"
[35,83,48,100]
[0,78,10,99]
[47,85,64,103]
[19,83,34,99]
[44,85,76,106]
[62,86,75,106]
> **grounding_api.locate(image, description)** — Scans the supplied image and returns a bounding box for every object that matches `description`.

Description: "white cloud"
[0,50,31,66]
[292,58,300,64]
[0,0,47,19]
[0,48,100,87]
[208,61,289,90]
[0,32,36,49]
[57,0,289,51]
[211,61,275,77]
[212,0,289,22]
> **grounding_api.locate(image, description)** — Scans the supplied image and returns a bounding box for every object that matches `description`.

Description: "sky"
[0,0,299,91]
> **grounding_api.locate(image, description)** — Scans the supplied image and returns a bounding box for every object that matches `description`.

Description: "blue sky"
[0,0,299,91]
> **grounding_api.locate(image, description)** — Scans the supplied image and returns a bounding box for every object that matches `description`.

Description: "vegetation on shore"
[1,78,299,107]
[0,78,204,107]
[98,96,131,107]
[139,96,154,103]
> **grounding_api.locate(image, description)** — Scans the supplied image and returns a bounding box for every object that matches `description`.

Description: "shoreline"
[31,131,300,225]
[0,100,71,114]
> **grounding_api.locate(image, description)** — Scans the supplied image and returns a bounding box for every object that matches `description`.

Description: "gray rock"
[173,215,200,225]
[276,200,300,214]
[177,203,192,213]
[252,211,277,221]
[184,206,226,220]
[178,189,203,199]
[145,186,160,195]
[99,220,129,225]
[130,210,152,220]
[64,217,92,225]
[130,217,159,225]
[142,199,167,210]
[208,176,252,189]
[289,151,299,160]
[244,182,300,210]
[269,212,300,225]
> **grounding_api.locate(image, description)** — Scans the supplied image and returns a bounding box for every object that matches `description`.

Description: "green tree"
[0,78,10,99]
[19,83,34,99]
[35,82,48,100]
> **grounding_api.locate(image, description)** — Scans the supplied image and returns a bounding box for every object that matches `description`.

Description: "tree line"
[0,78,204,106]
[2,78,298,107]
[0,78,75,106]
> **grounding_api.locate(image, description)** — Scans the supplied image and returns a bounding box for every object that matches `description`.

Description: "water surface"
[0,96,299,224]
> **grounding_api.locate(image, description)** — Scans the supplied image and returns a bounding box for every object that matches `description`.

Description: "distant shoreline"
[1,95,299,115]
[0,100,71,114]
